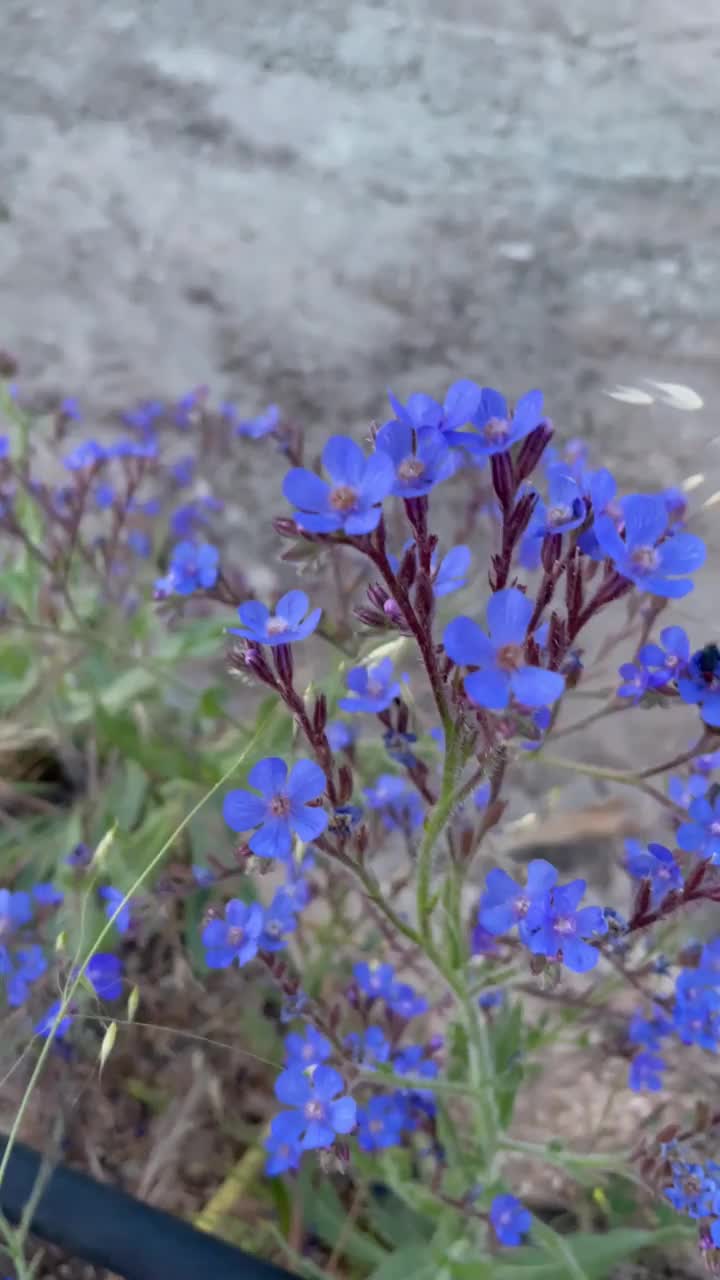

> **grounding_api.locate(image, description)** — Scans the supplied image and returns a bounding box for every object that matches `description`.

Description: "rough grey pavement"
[2,0,719,488]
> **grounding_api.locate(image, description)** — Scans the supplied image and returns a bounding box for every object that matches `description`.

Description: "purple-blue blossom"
[273,1063,356,1150]
[283,435,395,535]
[478,859,558,943]
[637,625,690,685]
[338,658,400,713]
[387,379,482,439]
[230,590,321,647]
[259,889,298,952]
[433,545,471,597]
[629,1051,666,1092]
[99,887,131,935]
[202,900,265,969]
[526,877,608,973]
[223,757,328,859]
[234,404,280,439]
[284,1026,332,1070]
[593,494,705,598]
[156,542,219,597]
[533,465,586,537]
[461,388,544,461]
[374,421,455,498]
[625,840,683,904]
[356,1095,408,1152]
[444,588,565,711]
[364,774,424,831]
[490,1194,532,1247]
[677,793,720,862]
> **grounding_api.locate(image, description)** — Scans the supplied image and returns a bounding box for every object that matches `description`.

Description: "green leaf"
[100,667,157,715]
[369,1244,440,1280]
[451,1225,694,1280]
[488,998,525,1127]
[298,1174,387,1269]
[364,1187,432,1251]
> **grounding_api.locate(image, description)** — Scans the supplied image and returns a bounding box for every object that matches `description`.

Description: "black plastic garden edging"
[0,1133,297,1279]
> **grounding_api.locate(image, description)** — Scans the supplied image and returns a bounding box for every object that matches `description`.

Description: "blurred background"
[2,0,719,484]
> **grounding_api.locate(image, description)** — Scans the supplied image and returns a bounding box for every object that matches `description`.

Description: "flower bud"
[313,692,328,735]
[272,642,294,686]
[398,543,417,588]
[515,421,554,483]
[491,452,515,512]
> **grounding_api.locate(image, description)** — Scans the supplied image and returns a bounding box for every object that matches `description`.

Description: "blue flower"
[593,494,705,598]
[230,590,321,647]
[526,878,608,973]
[357,1095,408,1152]
[99,887,131,935]
[387,379,483,440]
[273,1064,356,1150]
[85,953,123,1001]
[393,1044,438,1081]
[64,440,107,470]
[283,436,395,535]
[576,468,618,558]
[284,1026,332,1069]
[462,388,544,461]
[353,961,396,1001]
[533,466,586,537]
[94,482,115,508]
[677,644,720,728]
[338,659,400,713]
[235,404,280,439]
[171,455,195,487]
[616,662,650,702]
[0,890,32,932]
[444,588,565,711]
[638,625,690,685]
[128,530,151,558]
[490,1194,532,1247]
[474,782,491,809]
[364,775,424,831]
[223,757,328,859]
[695,748,720,775]
[202,899,265,969]
[478,860,558,942]
[326,721,354,752]
[344,1026,390,1068]
[628,1009,672,1050]
[625,840,683,904]
[159,542,219,596]
[265,1113,304,1175]
[6,945,47,1006]
[677,793,720,862]
[259,890,298,952]
[375,421,455,498]
[433,545,471,597]
[668,774,709,811]
[629,1051,666,1092]
[387,982,429,1020]
[35,999,75,1040]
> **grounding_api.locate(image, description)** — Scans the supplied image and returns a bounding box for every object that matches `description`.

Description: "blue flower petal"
[511,666,565,708]
[222,789,265,832]
[248,757,288,797]
[288,759,326,803]
[443,616,494,667]
[464,668,511,709]
[486,588,532,647]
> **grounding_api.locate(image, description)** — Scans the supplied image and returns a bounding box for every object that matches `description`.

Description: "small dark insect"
[697,643,720,681]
